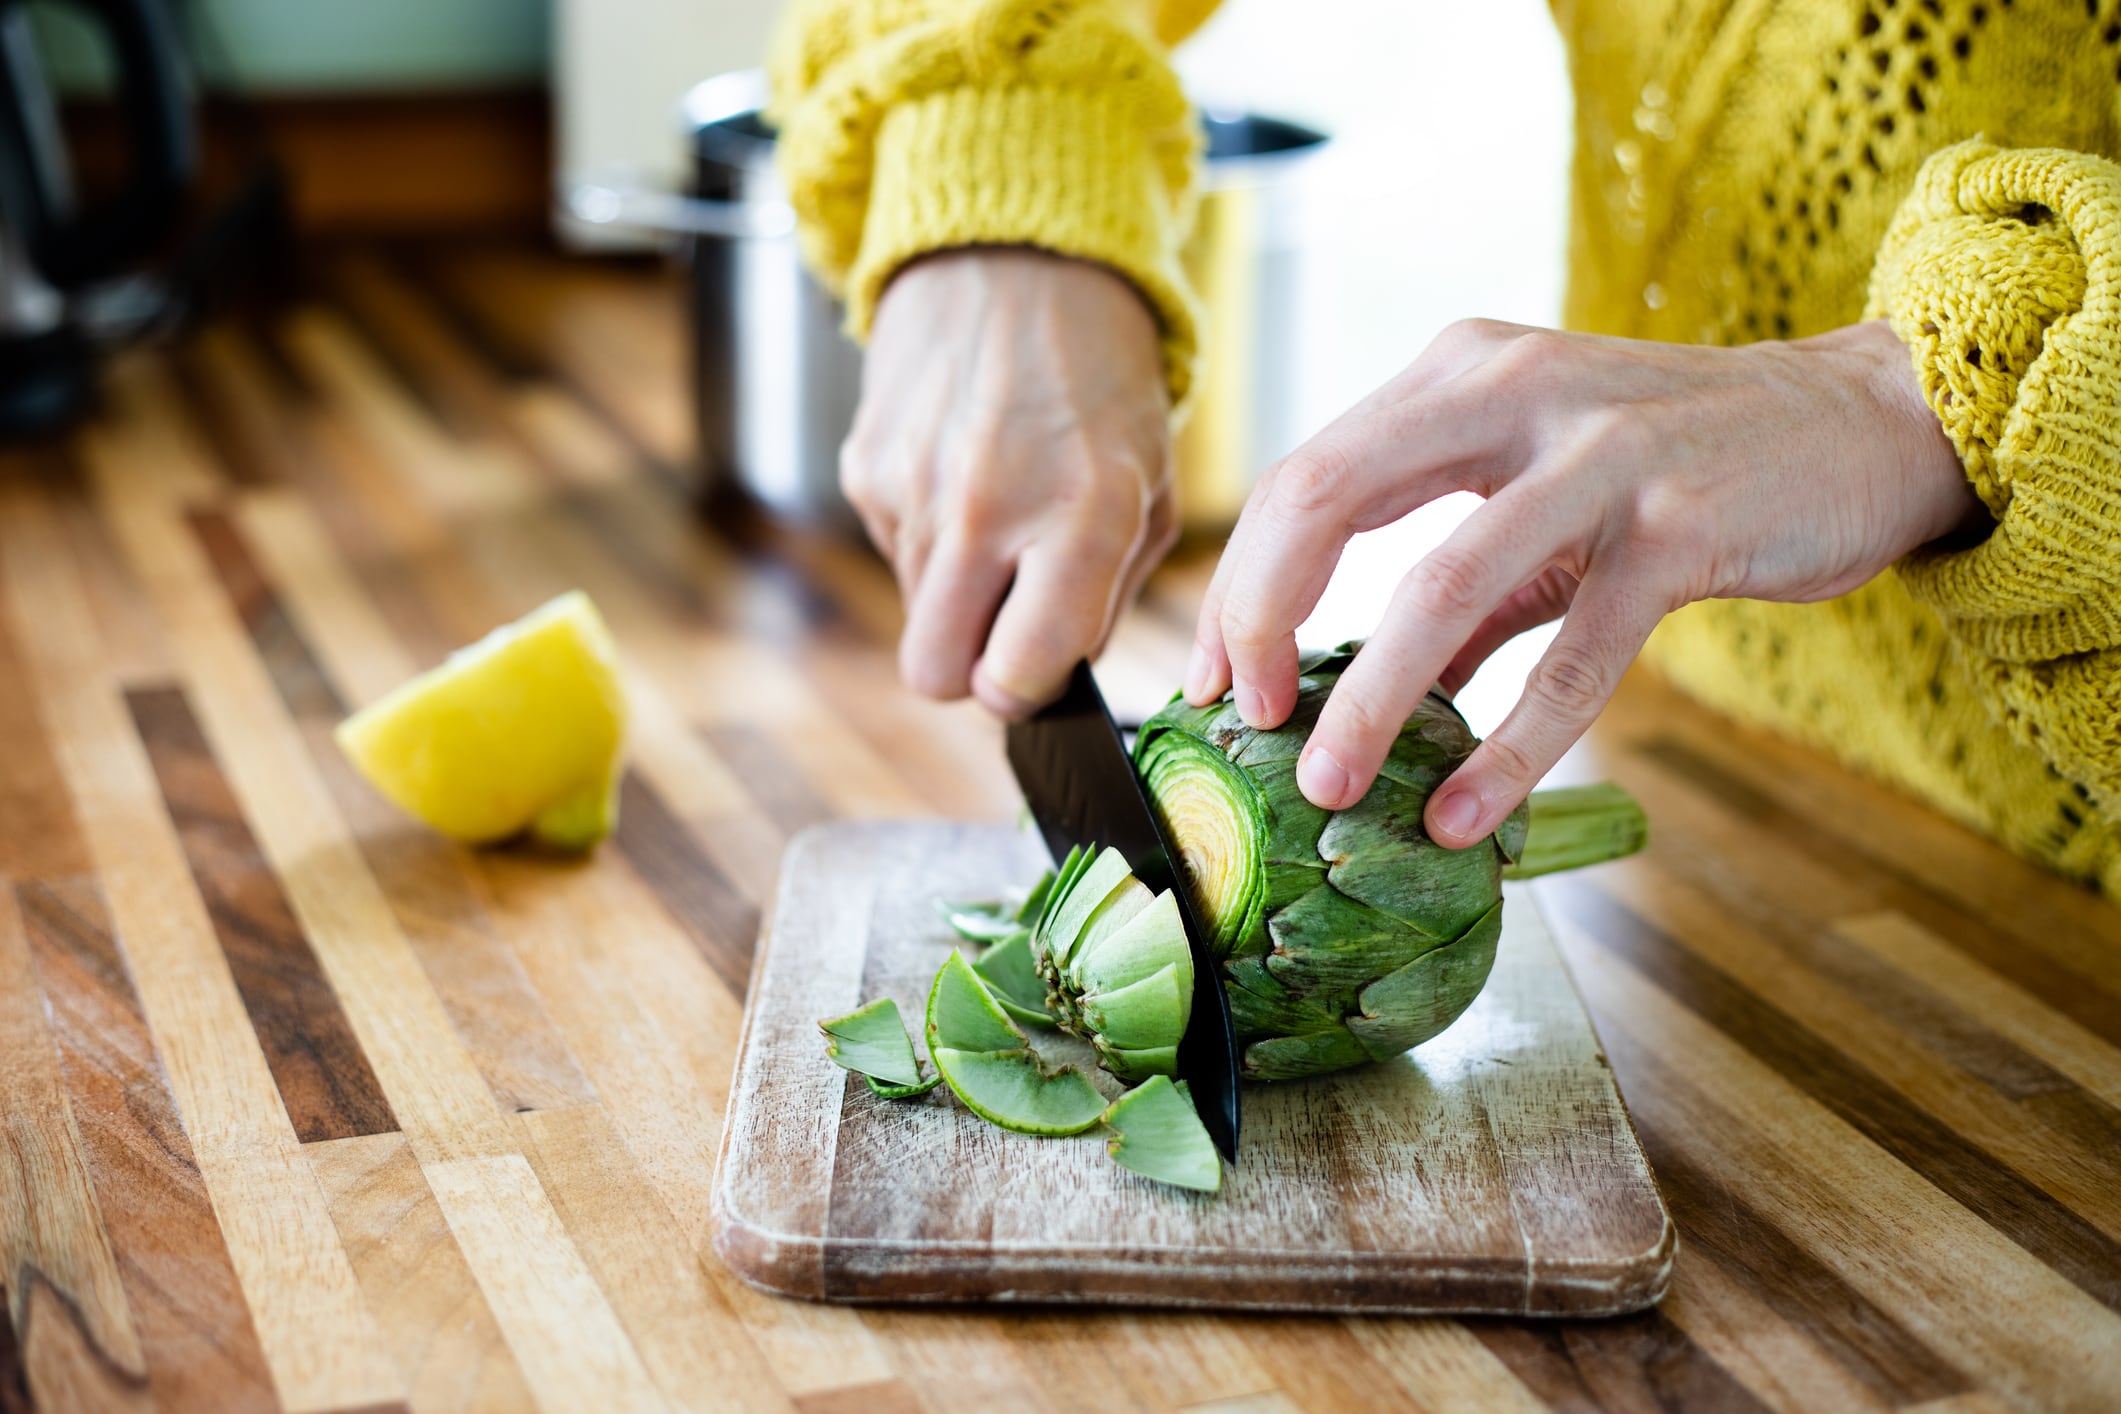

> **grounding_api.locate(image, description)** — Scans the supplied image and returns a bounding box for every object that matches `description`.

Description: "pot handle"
[560,173,795,240]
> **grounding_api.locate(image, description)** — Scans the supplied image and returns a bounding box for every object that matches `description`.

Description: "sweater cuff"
[1868,140,2121,665]
[846,84,1202,409]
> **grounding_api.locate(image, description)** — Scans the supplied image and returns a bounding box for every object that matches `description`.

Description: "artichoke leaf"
[1319,781,1501,942]
[1081,962,1191,1050]
[1034,845,1090,940]
[819,997,941,1097]
[1346,899,1504,1060]
[1263,883,1444,999]
[1493,798,1531,867]
[1222,955,1340,1037]
[1241,1027,1373,1080]
[944,902,1029,945]
[1070,889,1188,997]
[1096,1044,1181,1083]
[1069,877,1156,972]
[926,950,1027,1054]
[972,932,1058,1029]
[1044,847,1135,970]
[1103,1076,1221,1192]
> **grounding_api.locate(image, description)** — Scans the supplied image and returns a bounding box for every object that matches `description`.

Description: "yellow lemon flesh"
[335,590,628,850]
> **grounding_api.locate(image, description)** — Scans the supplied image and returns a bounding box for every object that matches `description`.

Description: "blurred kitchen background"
[16,0,1572,731]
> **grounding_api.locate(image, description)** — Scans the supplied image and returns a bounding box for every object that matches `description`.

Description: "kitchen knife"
[1005,661,1242,1161]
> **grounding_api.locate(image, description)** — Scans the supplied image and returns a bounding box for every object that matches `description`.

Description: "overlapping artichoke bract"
[1128,642,1642,1081]
[1027,845,1194,1083]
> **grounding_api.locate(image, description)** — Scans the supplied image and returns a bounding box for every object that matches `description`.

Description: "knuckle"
[953,481,1007,543]
[1486,326,1569,385]
[1267,443,1356,515]
[1217,591,1281,655]
[1438,317,1517,354]
[1328,689,1396,748]
[1577,403,1651,460]
[987,625,1088,691]
[1477,731,1541,788]
[1403,550,1489,620]
[838,440,879,507]
[1525,645,1610,718]
[1628,478,1714,565]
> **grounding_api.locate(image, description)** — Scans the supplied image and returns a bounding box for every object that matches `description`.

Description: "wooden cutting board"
[710,821,1674,1315]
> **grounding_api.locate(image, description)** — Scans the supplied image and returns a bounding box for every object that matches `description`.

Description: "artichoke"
[1035,643,1646,1082]
[820,642,1643,1192]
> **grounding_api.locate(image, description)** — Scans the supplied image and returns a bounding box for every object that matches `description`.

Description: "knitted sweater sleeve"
[768,0,1224,405]
[1867,139,2121,811]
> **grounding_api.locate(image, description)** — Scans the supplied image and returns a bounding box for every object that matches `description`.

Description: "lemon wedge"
[335,590,629,849]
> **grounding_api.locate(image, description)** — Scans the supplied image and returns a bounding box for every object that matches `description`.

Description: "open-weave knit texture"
[771,0,2121,896]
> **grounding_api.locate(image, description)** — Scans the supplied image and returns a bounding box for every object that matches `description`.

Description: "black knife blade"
[1005,661,1242,1161]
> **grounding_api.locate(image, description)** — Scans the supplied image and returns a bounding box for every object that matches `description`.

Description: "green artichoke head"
[1010,643,1645,1086]
[1133,642,1629,1081]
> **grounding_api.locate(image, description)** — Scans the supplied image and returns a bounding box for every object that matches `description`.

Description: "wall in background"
[1173,0,1574,739]
[32,0,549,92]
[554,0,774,248]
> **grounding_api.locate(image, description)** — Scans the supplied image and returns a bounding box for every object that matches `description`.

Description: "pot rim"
[677,69,1332,192]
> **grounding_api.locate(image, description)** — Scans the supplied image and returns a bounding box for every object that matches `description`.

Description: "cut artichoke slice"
[819,997,941,1099]
[1102,1076,1221,1192]
[925,951,1105,1135]
[943,903,1028,945]
[926,950,1025,1054]
[940,866,1058,944]
[930,1048,1106,1136]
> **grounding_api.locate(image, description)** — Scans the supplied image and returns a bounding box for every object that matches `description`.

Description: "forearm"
[768,0,1223,404]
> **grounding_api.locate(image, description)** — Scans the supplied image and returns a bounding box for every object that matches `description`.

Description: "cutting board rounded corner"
[708,1187,828,1303]
[1543,1208,1679,1318]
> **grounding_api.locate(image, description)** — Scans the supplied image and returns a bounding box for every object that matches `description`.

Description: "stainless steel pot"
[564,71,1329,532]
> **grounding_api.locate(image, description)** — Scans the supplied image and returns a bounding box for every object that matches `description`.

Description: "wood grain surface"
[714,821,1673,1314]
[0,240,2116,1411]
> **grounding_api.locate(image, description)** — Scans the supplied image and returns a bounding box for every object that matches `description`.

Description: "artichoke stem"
[1502,783,1648,880]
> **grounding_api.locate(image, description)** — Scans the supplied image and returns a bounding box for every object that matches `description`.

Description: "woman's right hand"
[845,247,1175,717]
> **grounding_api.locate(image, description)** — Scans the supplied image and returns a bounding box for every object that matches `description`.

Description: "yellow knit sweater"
[771,0,2121,896]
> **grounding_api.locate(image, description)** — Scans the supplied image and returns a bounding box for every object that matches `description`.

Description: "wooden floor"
[2,241,2119,1414]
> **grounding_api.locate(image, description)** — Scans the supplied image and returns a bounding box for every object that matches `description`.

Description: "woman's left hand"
[1184,317,1985,845]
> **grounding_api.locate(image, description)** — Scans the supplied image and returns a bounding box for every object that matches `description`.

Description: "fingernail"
[1236,682,1267,727]
[1431,788,1480,841]
[1298,744,1350,808]
[1184,643,1209,702]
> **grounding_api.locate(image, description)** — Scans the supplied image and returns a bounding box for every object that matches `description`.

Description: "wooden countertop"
[2,242,2117,1414]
